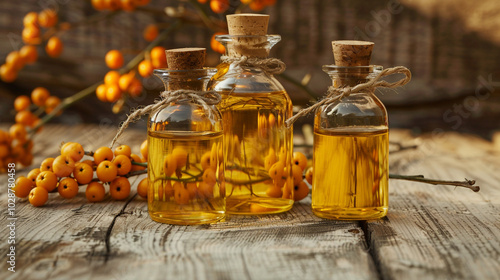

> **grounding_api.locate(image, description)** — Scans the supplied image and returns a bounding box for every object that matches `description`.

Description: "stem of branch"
[389,174,480,192]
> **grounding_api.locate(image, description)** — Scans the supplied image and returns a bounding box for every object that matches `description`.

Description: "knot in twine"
[110,89,221,148]
[220,55,286,75]
[285,66,412,128]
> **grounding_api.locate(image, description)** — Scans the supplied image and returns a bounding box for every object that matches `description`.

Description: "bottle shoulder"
[209,66,285,94]
[149,102,222,133]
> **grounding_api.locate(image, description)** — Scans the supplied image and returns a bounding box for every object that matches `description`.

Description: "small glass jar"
[312,65,389,220]
[208,34,294,214]
[147,68,225,225]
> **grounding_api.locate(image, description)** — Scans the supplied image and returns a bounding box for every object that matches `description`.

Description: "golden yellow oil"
[312,128,388,220]
[147,130,225,225]
[218,91,294,214]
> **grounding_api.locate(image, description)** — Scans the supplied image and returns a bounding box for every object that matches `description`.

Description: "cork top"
[227,14,269,35]
[166,48,206,70]
[332,40,374,66]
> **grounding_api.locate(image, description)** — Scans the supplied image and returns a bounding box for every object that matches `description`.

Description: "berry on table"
[86,181,106,202]
[58,177,79,199]
[96,160,118,182]
[94,146,114,165]
[52,155,75,178]
[137,178,148,199]
[112,154,132,176]
[29,186,49,207]
[36,170,58,192]
[110,177,131,200]
[40,157,55,172]
[13,176,34,198]
[292,152,308,171]
[114,144,131,157]
[73,162,93,185]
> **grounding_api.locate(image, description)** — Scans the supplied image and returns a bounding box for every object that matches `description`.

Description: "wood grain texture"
[0,124,376,280]
[366,130,500,280]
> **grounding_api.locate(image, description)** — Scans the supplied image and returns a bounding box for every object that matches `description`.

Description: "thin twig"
[389,174,480,192]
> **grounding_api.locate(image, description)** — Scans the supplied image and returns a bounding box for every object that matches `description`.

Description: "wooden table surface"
[1,124,499,280]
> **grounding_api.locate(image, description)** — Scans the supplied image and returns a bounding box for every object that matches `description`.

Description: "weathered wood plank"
[0,124,376,280]
[367,130,500,280]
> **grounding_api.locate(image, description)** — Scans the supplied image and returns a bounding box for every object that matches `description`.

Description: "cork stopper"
[227,14,269,35]
[164,48,206,91]
[226,13,270,58]
[166,48,206,70]
[332,40,374,66]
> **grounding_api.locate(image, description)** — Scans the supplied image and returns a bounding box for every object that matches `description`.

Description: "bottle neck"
[153,68,216,92]
[217,34,280,59]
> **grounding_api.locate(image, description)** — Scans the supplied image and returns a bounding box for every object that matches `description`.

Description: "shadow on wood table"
[0,125,499,280]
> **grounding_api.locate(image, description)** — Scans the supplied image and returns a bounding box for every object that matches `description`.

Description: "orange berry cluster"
[0,87,62,172]
[91,0,151,12]
[210,32,226,54]
[265,150,310,201]
[1,9,60,83]
[12,140,149,207]
[157,146,223,205]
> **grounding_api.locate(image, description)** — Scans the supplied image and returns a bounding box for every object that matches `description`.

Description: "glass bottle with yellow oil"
[209,14,294,214]
[312,41,389,220]
[148,48,225,225]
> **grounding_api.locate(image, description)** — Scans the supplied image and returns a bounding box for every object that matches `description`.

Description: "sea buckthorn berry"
[273,176,286,189]
[13,176,34,198]
[137,178,148,199]
[113,154,132,176]
[14,95,31,112]
[29,187,49,207]
[210,0,229,13]
[96,84,108,102]
[0,63,17,83]
[19,45,38,64]
[114,144,131,157]
[200,151,211,170]
[6,51,24,71]
[60,141,73,152]
[186,182,198,199]
[94,146,114,165]
[198,0,207,3]
[23,12,39,27]
[292,152,308,171]
[73,162,93,185]
[19,152,33,167]
[86,181,106,202]
[45,36,63,57]
[249,0,266,11]
[15,110,35,126]
[268,114,276,127]
[22,25,41,45]
[174,184,190,205]
[282,181,292,199]
[58,177,79,199]
[138,60,153,77]
[9,124,27,140]
[38,9,58,28]
[40,157,54,172]
[120,0,136,11]
[143,24,158,42]
[140,140,148,160]
[268,161,284,180]
[52,155,76,178]
[62,142,85,162]
[91,0,106,10]
[31,87,50,106]
[96,160,118,182]
[118,72,134,92]
[198,182,213,199]
[305,167,313,185]
[266,185,282,198]
[27,168,41,184]
[36,170,58,192]
[110,177,131,200]
[81,159,95,168]
[0,144,9,158]
[278,147,288,164]
[104,0,121,10]
[264,151,277,171]
[210,32,226,54]
[128,79,142,97]
[291,164,303,184]
[171,147,188,168]
[163,155,177,176]
[293,181,310,201]
[150,46,167,69]
[105,50,124,69]
[104,70,120,85]
[130,154,145,171]
[45,96,62,115]
[163,180,175,198]
[202,168,217,186]
[106,84,122,103]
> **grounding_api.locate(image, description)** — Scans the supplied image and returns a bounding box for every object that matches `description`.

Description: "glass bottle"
[312,65,389,220]
[209,34,294,214]
[148,67,225,225]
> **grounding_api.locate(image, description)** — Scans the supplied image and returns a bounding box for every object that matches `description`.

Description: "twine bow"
[110,90,221,148]
[220,55,286,75]
[285,66,412,127]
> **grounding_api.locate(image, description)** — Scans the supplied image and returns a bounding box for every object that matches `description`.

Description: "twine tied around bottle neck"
[285,66,412,128]
[110,89,221,148]
[220,55,286,75]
